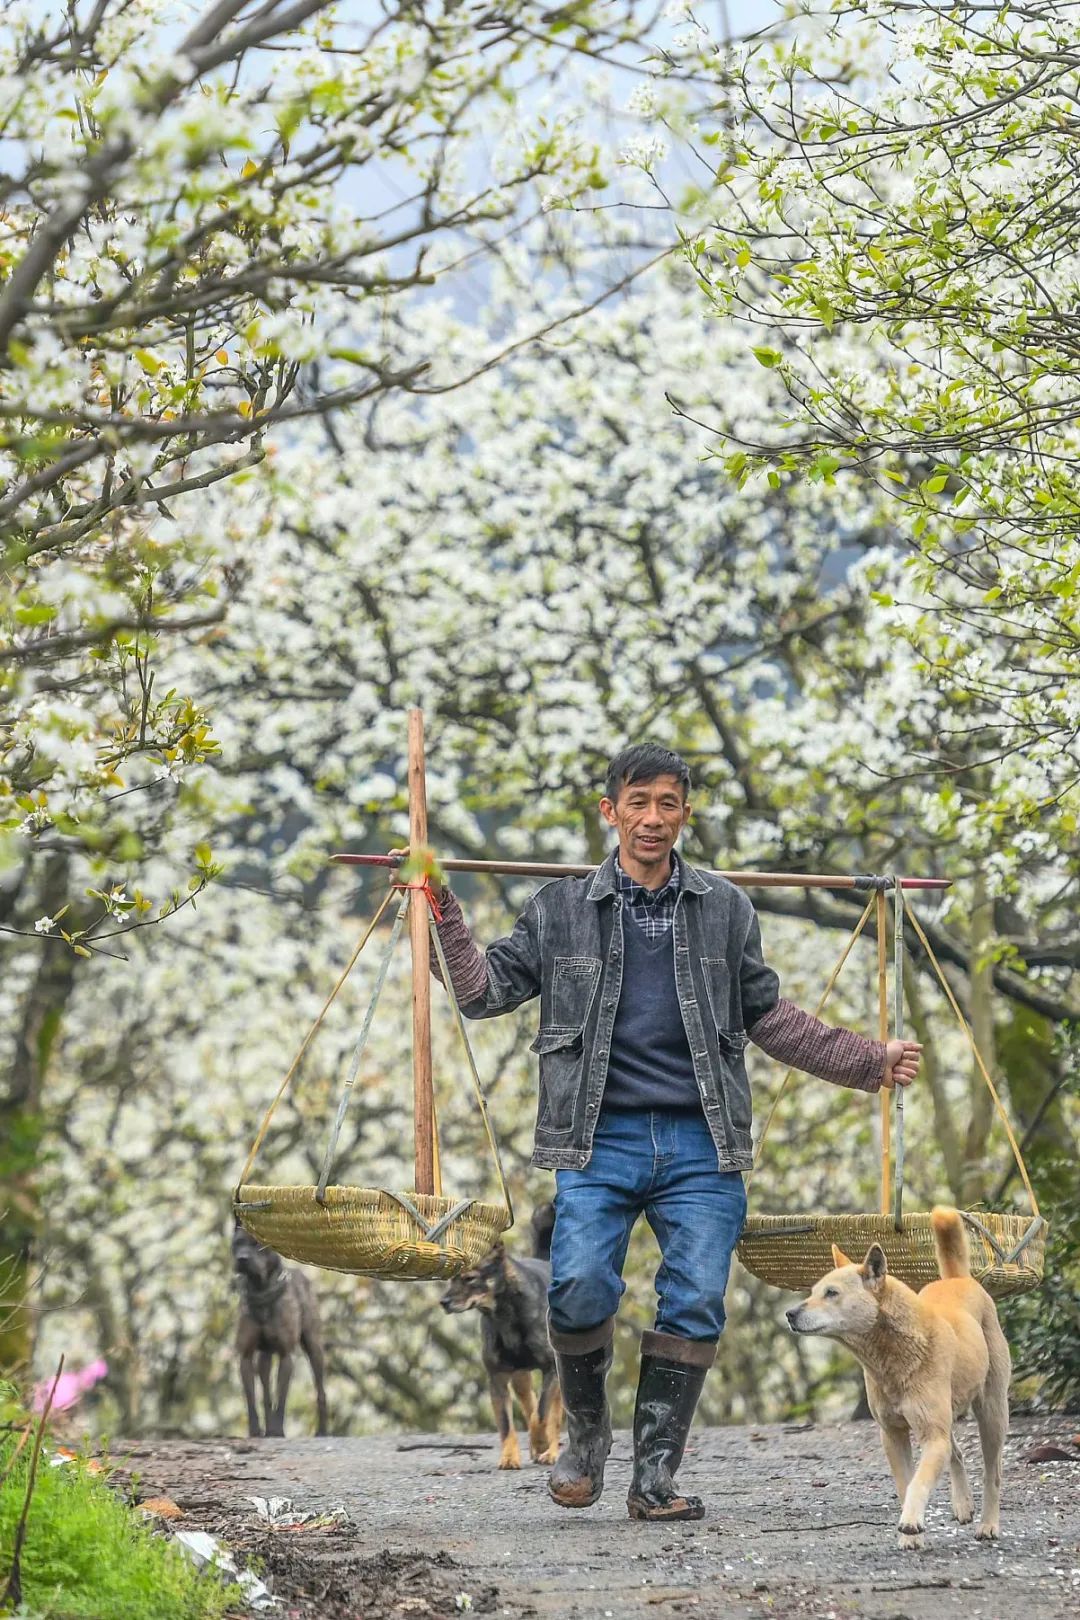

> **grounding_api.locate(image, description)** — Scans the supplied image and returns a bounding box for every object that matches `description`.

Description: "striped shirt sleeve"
[747,997,885,1092]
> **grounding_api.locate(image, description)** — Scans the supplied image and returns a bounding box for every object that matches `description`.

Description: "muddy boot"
[626,1331,715,1522]
[547,1320,614,1509]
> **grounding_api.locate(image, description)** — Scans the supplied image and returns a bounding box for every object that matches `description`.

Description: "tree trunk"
[0,856,78,1372]
[904,957,964,1199]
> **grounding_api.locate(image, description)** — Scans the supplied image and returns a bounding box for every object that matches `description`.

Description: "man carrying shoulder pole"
[401,744,921,1522]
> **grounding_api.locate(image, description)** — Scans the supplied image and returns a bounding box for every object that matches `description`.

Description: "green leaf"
[752,347,782,368]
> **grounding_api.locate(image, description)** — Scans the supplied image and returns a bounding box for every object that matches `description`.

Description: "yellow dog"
[786,1207,1010,1550]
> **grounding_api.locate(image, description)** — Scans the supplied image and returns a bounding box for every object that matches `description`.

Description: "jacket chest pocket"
[702,958,734,1030]
[551,956,602,1029]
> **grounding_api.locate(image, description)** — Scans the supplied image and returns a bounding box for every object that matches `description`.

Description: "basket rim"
[235,1182,510,1216]
[739,1209,1039,1228]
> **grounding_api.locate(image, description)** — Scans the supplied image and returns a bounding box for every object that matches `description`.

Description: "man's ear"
[861,1244,888,1289]
[831,1243,854,1268]
[598,795,617,829]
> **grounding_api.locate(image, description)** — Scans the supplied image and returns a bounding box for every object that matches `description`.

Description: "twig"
[1,1354,64,1610]
[756,1517,887,1533]
[395,1440,486,1454]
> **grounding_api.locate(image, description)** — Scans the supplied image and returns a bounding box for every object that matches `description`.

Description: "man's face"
[599,773,691,875]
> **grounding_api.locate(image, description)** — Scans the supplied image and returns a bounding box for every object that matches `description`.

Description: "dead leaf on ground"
[139,1497,184,1519]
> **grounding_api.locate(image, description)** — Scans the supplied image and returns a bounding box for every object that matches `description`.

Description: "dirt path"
[115,1415,1079,1620]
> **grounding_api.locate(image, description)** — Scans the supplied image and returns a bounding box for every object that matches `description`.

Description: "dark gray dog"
[439,1204,561,1469]
[232,1220,328,1437]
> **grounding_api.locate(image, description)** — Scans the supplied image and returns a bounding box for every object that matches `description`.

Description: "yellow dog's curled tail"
[930,1206,971,1279]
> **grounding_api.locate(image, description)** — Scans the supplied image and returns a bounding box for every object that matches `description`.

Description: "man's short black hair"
[604,744,692,804]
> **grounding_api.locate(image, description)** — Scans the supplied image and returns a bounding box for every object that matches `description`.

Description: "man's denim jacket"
[432,851,885,1172]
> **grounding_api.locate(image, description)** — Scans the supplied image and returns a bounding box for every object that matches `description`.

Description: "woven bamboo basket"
[234,1186,511,1280]
[735,886,1046,1300]
[232,712,514,1280]
[737,1210,1045,1299]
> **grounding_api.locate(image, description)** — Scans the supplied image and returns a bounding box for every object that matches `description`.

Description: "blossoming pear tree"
[664,0,1080,852]
[26,259,1075,1421]
[0,0,644,948]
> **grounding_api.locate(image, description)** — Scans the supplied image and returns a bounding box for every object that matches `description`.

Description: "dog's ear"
[830,1243,854,1269]
[860,1244,888,1289]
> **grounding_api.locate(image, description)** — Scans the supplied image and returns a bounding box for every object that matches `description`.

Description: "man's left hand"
[883,1039,922,1090]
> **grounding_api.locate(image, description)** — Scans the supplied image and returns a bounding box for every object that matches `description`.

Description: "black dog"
[440,1204,561,1469]
[232,1220,328,1437]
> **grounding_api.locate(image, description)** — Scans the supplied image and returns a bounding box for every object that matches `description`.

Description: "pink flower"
[32,1358,109,1413]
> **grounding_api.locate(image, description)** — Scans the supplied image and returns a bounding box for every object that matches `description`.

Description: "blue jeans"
[548,1108,748,1342]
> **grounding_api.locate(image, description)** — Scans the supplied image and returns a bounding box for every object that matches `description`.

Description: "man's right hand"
[388,846,449,904]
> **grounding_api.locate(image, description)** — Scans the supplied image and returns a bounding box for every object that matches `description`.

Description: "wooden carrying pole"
[331,854,950,892]
[407,709,436,1196]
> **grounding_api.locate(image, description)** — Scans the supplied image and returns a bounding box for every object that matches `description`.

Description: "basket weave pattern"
[235,1185,511,1279]
[737,1210,1044,1299]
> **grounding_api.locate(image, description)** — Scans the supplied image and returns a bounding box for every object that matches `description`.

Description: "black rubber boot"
[627,1332,715,1522]
[547,1323,614,1509]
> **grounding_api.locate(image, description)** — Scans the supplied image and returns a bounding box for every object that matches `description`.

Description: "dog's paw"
[498,1455,522,1471]
[897,1524,924,1552]
[975,1522,1000,1542]
[535,1446,559,1466]
[952,1505,975,1525]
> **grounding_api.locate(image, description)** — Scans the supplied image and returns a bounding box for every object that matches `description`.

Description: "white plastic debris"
[173,1528,277,1610]
[454,1595,473,1612]
[249,1495,348,1529]
[250,1496,294,1526]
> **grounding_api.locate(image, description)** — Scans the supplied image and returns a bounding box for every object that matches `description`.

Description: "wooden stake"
[877,889,891,1214]
[407,708,435,1196]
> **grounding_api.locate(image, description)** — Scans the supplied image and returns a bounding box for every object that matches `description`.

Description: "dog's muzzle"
[785,1306,805,1333]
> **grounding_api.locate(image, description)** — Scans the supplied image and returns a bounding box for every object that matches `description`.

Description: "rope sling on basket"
[233,711,513,1280]
[735,880,1046,1300]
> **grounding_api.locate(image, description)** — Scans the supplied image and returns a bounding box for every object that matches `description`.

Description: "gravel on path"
[113,1414,1080,1620]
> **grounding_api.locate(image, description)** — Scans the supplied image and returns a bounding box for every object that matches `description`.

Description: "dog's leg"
[977,1347,1010,1535]
[512,1370,544,1463]
[491,1370,520,1469]
[240,1350,261,1437]
[257,1350,273,1436]
[270,1351,294,1439]
[897,1427,951,1550]
[972,1326,1009,1542]
[879,1420,915,1504]
[972,1396,1006,1541]
[538,1371,563,1466]
[948,1432,975,1525]
[302,1329,329,1437]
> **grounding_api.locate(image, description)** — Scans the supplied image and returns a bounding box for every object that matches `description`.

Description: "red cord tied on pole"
[390,847,447,923]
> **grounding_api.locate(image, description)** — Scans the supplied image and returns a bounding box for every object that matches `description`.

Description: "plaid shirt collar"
[614,851,681,938]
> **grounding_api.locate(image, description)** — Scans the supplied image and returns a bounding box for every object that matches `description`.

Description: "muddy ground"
[112,1414,1079,1620]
